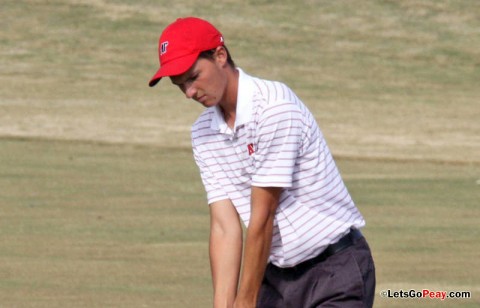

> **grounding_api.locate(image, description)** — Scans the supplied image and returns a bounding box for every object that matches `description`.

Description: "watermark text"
[380,289,471,300]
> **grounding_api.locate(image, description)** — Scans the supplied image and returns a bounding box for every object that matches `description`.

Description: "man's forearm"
[235,186,281,307]
[209,200,243,308]
[235,213,275,304]
[210,228,242,307]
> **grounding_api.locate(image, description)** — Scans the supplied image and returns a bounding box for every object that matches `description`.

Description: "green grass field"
[1,0,479,307]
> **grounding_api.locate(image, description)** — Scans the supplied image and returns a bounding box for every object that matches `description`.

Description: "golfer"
[149,17,376,308]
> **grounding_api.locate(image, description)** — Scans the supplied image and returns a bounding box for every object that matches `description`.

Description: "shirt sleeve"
[192,141,229,205]
[251,101,303,187]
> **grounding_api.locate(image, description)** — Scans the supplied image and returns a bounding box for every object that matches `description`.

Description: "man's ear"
[214,46,228,67]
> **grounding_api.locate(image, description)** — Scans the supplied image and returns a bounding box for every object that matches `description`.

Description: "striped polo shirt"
[191,68,365,267]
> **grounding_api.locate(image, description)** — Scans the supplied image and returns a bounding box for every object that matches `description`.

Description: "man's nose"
[184,83,196,99]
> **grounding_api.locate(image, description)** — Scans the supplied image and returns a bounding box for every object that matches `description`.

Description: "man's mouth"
[197,95,207,103]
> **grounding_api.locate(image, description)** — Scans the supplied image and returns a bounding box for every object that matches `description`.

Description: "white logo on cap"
[160,41,169,55]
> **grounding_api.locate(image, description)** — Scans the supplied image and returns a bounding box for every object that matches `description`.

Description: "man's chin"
[200,100,217,108]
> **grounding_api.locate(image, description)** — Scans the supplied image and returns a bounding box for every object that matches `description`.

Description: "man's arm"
[210,199,243,308]
[234,186,282,308]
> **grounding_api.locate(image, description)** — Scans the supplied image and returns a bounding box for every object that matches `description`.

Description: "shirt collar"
[210,68,255,135]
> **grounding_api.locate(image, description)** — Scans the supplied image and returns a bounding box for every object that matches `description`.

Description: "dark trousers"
[257,236,376,308]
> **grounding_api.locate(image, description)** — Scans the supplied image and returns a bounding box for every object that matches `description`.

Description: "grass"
[1,139,211,307]
[1,0,480,307]
[342,159,480,307]
[1,0,479,160]
[1,139,479,307]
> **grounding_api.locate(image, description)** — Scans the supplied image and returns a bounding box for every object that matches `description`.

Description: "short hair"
[198,45,236,68]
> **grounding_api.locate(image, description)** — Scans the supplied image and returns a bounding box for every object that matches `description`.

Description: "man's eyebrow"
[170,78,181,86]
[171,67,197,85]
[171,75,187,86]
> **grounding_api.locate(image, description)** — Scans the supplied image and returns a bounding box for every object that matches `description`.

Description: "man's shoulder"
[248,75,297,106]
[191,107,215,136]
[250,74,282,91]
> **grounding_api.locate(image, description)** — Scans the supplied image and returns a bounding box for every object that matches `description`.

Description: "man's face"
[170,51,228,108]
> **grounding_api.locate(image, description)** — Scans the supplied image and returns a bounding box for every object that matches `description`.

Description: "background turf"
[1,0,479,307]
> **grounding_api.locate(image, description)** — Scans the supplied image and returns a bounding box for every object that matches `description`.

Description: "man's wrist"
[234,291,258,308]
[214,292,236,308]
[237,285,259,304]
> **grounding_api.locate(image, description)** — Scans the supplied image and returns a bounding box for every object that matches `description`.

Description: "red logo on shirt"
[247,143,255,156]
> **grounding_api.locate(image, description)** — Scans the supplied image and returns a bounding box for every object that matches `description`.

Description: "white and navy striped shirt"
[191,69,365,267]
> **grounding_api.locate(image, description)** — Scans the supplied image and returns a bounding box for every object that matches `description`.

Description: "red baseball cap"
[148,17,224,87]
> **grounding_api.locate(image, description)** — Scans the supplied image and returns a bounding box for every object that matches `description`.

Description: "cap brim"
[148,52,199,87]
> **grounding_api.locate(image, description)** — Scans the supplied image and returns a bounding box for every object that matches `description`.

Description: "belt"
[322,228,363,258]
[270,228,363,273]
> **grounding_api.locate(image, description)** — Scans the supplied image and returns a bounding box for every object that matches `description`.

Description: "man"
[149,17,375,308]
